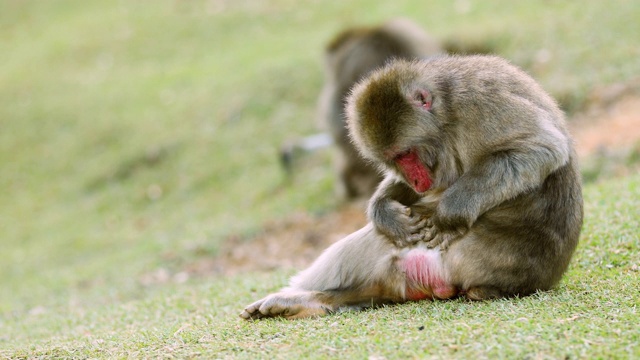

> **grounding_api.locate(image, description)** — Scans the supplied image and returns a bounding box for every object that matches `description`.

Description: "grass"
[3,175,639,358]
[1,0,639,358]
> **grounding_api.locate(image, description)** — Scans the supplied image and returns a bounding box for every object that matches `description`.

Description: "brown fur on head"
[346,60,443,182]
[347,55,571,190]
[318,19,443,199]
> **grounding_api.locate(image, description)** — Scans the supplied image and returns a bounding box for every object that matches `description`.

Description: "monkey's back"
[397,55,582,295]
[430,57,583,295]
[447,157,583,295]
[346,54,584,297]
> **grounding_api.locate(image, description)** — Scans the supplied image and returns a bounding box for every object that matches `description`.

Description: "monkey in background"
[242,55,582,319]
[282,19,443,199]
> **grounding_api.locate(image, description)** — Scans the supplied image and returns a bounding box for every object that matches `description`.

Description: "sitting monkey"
[242,55,583,319]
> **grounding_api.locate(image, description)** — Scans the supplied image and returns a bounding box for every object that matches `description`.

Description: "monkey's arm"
[428,141,569,247]
[367,174,431,246]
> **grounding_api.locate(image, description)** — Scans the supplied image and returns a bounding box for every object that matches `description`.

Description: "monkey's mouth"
[394,149,433,193]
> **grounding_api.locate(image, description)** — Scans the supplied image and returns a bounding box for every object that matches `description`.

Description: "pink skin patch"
[395,150,432,193]
[413,89,432,111]
[402,248,458,301]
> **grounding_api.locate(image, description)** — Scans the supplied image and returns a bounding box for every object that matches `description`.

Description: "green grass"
[2,175,639,358]
[1,0,639,358]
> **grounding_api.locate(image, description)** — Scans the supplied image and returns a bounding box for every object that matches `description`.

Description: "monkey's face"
[393,148,433,192]
[346,61,441,193]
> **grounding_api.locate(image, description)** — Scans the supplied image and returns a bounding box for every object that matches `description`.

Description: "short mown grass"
[3,175,639,358]
[1,0,638,358]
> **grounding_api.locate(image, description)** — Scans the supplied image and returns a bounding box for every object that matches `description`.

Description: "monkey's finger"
[408,217,428,233]
[425,240,441,249]
[408,233,425,243]
[425,233,447,249]
[439,237,452,250]
[437,232,458,250]
[393,238,410,247]
[422,227,437,242]
[425,218,434,228]
[403,206,412,217]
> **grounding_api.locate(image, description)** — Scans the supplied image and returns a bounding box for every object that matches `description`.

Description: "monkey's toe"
[250,294,331,319]
[240,298,271,320]
[433,285,459,299]
[422,228,438,244]
[240,308,265,320]
[465,286,504,300]
[239,309,260,320]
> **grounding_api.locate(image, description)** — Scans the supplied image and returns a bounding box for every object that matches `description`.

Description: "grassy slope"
[4,174,639,358]
[0,0,638,357]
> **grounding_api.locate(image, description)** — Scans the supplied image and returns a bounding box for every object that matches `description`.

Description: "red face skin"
[392,89,434,193]
[394,149,432,193]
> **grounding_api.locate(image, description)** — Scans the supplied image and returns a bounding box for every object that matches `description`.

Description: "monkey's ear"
[411,89,432,111]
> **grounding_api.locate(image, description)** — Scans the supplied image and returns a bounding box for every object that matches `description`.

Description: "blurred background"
[1,0,639,335]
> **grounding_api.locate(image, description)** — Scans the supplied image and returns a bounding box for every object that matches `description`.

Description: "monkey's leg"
[240,224,458,320]
[240,224,401,320]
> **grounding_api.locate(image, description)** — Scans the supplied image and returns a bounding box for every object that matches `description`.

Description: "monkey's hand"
[371,201,430,247]
[421,212,468,250]
[418,193,473,249]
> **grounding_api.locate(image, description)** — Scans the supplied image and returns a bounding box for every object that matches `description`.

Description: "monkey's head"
[346,59,446,193]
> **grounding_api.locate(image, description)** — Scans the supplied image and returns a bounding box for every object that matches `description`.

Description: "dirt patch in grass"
[569,78,640,159]
[186,203,368,276]
[179,82,640,279]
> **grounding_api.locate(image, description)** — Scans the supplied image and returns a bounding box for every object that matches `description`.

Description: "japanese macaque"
[241,55,583,320]
[282,19,443,199]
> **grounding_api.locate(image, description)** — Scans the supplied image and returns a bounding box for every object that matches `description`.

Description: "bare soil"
[569,79,640,158]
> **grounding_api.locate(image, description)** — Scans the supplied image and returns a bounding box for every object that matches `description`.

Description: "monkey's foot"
[465,286,505,300]
[240,291,333,320]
